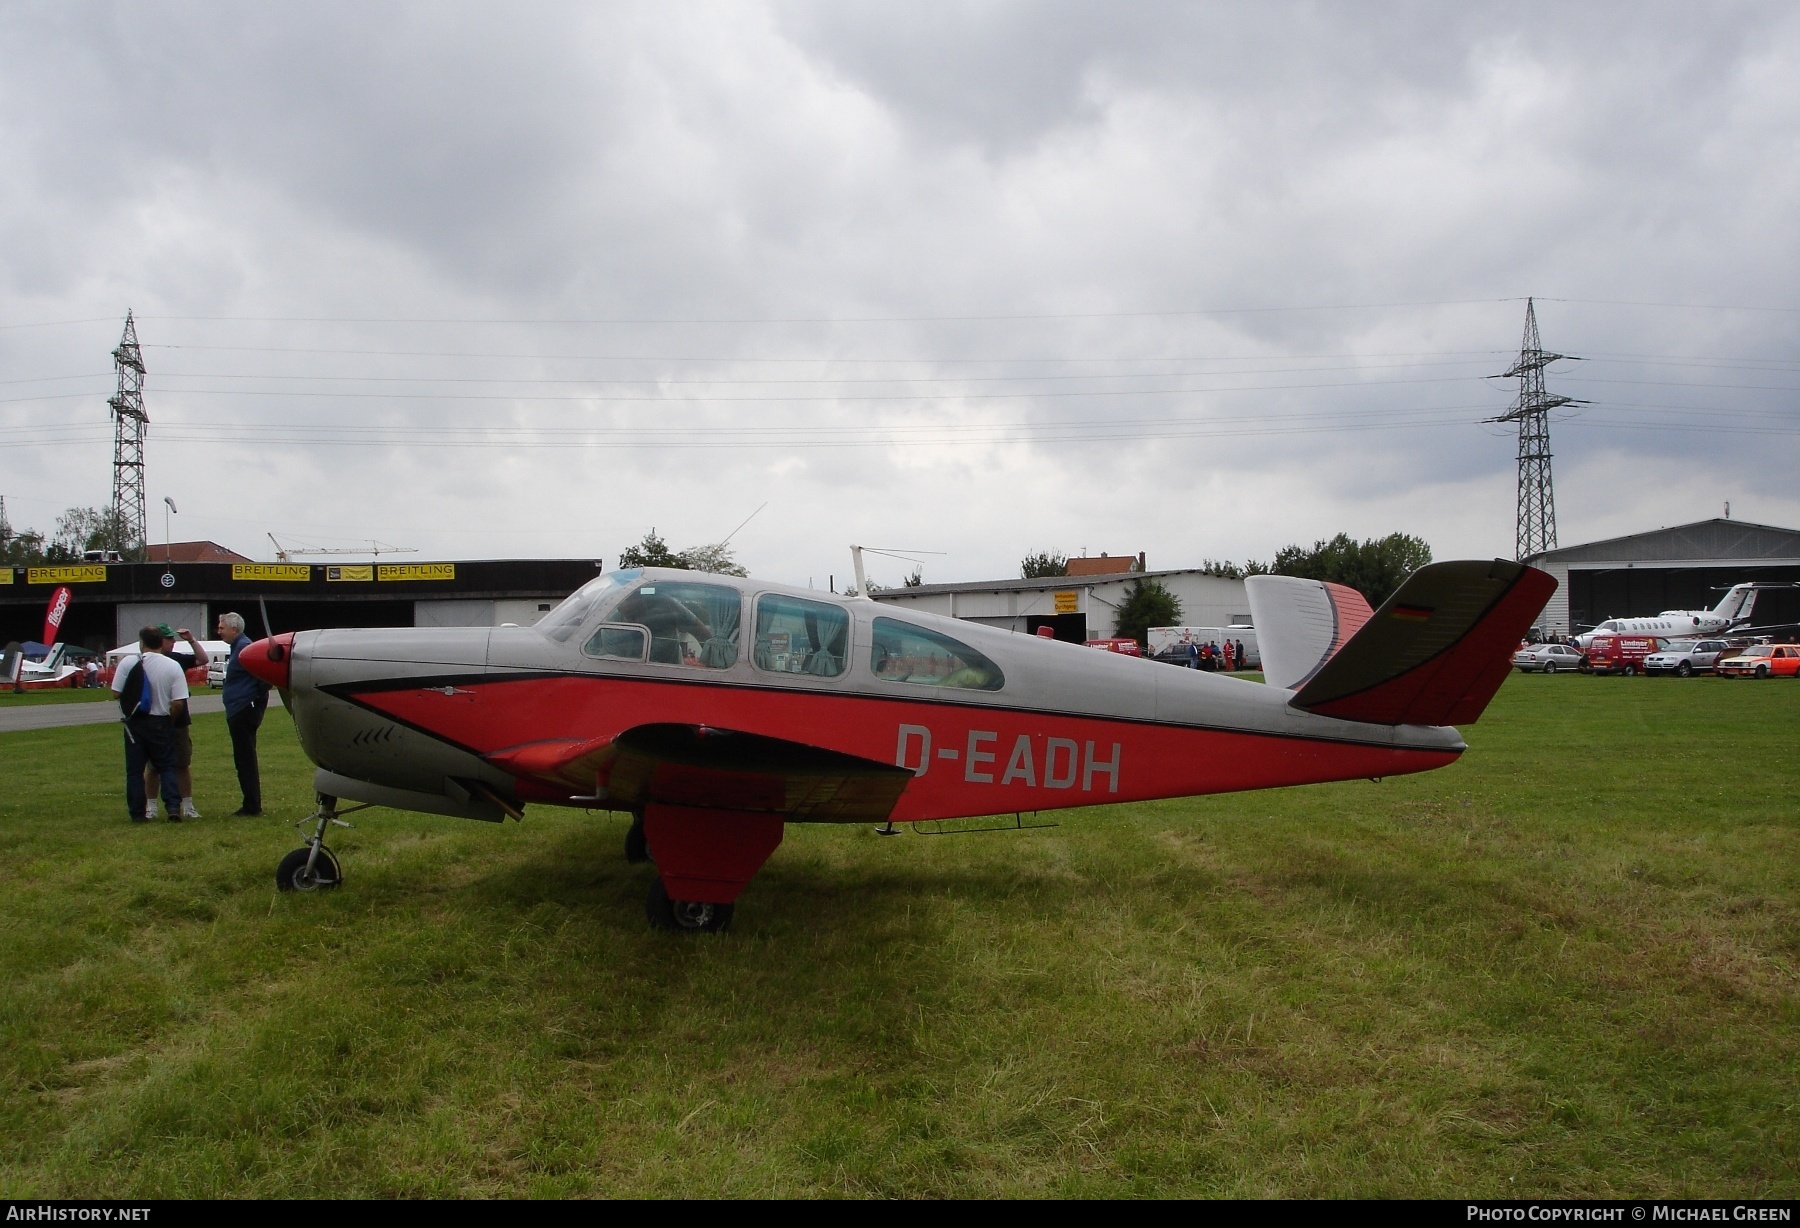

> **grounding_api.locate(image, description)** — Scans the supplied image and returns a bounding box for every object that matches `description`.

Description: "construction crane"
[267,533,419,562]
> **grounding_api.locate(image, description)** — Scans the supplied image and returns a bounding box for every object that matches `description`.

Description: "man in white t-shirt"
[111,625,191,823]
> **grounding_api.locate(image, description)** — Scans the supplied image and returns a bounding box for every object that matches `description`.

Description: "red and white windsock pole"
[42,585,71,647]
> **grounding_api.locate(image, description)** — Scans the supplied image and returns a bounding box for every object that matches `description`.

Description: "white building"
[869,569,1249,643]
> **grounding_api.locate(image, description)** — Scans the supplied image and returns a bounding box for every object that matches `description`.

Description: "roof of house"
[1526,519,1800,566]
[143,540,254,564]
[1065,553,1144,577]
[871,568,1237,599]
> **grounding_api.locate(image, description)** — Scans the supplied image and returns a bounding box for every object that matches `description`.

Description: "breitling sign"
[28,566,106,585]
[232,564,312,582]
[378,563,456,582]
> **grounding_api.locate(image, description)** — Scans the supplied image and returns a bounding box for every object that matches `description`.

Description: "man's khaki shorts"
[171,725,193,769]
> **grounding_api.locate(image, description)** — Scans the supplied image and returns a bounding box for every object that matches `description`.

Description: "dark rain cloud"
[0,2,1794,580]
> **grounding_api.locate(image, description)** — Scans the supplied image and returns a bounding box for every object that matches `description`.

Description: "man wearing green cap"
[142,624,209,820]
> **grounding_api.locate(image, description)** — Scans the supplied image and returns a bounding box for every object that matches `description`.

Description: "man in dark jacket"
[216,612,271,816]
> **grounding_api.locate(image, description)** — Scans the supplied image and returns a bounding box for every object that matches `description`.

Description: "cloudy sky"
[2,1,1795,588]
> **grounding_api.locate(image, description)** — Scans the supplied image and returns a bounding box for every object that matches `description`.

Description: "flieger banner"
[42,585,71,646]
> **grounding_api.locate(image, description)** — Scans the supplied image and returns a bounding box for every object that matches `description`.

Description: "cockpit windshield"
[537,570,639,642]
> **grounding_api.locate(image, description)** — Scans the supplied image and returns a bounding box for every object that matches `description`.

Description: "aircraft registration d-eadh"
[1570,583,1760,647]
[237,558,1554,932]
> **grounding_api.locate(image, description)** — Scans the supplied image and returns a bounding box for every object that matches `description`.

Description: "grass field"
[0,687,118,707]
[1,674,1795,1197]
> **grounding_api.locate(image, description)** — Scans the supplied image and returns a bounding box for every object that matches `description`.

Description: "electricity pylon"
[1487,299,1582,560]
[108,312,149,561]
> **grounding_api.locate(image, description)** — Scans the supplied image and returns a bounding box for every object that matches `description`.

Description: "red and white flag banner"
[42,585,71,647]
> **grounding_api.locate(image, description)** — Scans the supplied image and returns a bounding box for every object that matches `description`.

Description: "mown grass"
[0,687,119,707]
[0,674,1795,1197]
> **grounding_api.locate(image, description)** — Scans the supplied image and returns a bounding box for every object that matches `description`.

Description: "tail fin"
[1287,559,1556,727]
[1712,583,1756,624]
[1244,575,1375,690]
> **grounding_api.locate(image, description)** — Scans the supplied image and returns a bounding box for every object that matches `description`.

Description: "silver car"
[1644,639,1730,677]
[1512,643,1584,673]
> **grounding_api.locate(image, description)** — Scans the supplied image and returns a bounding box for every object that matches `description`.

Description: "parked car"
[1715,643,1800,679]
[1643,639,1732,677]
[1581,634,1664,676]
[1084,638,1144,656]
[1512,643,1584,673]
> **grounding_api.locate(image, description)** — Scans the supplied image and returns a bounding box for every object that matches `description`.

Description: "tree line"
[0,506,139,565]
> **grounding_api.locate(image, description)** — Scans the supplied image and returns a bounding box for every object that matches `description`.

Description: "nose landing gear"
[276,794,368,893]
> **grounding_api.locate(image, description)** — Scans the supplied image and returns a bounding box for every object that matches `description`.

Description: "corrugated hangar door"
[116,603,208,649]
[415,599,497,628]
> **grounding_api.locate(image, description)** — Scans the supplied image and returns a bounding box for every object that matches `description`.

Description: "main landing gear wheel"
[276,845,342,892]
[624,812,649,864]
[645,877,732,933]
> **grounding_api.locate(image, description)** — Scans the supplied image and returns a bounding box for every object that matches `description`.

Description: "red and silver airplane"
[237,558,1554,931]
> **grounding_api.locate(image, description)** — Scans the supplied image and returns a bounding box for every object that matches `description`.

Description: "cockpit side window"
[754,594,850,677]
[869,617,1004,691]
[610,581,742,668]
[538,570,638,642]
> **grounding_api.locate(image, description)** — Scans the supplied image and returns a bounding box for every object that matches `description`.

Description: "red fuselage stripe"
[336,673,1458,823]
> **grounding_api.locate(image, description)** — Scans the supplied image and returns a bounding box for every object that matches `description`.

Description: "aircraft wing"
[484,723,915,821]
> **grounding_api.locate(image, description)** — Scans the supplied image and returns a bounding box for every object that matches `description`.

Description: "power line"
[129,298,1523,325]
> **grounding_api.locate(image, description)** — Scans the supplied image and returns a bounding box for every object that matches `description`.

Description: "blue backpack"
[117,658,152,717]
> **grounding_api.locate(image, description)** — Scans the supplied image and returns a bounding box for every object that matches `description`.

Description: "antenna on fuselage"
[847,545,946,598]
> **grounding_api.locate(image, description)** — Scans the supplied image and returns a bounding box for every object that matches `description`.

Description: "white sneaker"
[146,801,161,820]
[180,799,201,819]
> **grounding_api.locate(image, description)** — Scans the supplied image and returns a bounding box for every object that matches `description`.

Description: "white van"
[1147,626,1259,669]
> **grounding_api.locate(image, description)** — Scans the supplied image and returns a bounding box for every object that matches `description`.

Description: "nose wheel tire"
[277,845,342,892]
[645,876,732,933]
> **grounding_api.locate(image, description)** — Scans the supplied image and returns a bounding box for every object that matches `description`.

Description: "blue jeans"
[125,717,181,820]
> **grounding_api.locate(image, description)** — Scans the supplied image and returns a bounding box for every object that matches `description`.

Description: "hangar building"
[1,544,603,651]
[1526,518,1800,636]
[870,566,1249,642]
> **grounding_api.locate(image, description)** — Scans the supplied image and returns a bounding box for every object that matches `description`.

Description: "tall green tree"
[617,528,684,569]
[678,541,749,577]
[1112,578,1183,649]
[1272,532,1432,608]
[616,529,748,576]
[1021,550,1068,578]
[0,506,130,564]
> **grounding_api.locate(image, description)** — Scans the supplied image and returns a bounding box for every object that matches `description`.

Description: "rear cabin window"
[754,594,850,677]
[609,582,742,668]
[869,617,1004,691]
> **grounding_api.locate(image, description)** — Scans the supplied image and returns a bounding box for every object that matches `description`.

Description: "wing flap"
[486,723,913,822]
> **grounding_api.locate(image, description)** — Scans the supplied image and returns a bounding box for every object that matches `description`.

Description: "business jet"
[1572,583,1760,647]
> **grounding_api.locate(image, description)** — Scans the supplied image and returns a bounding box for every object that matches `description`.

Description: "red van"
[1582,634,1664,676]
